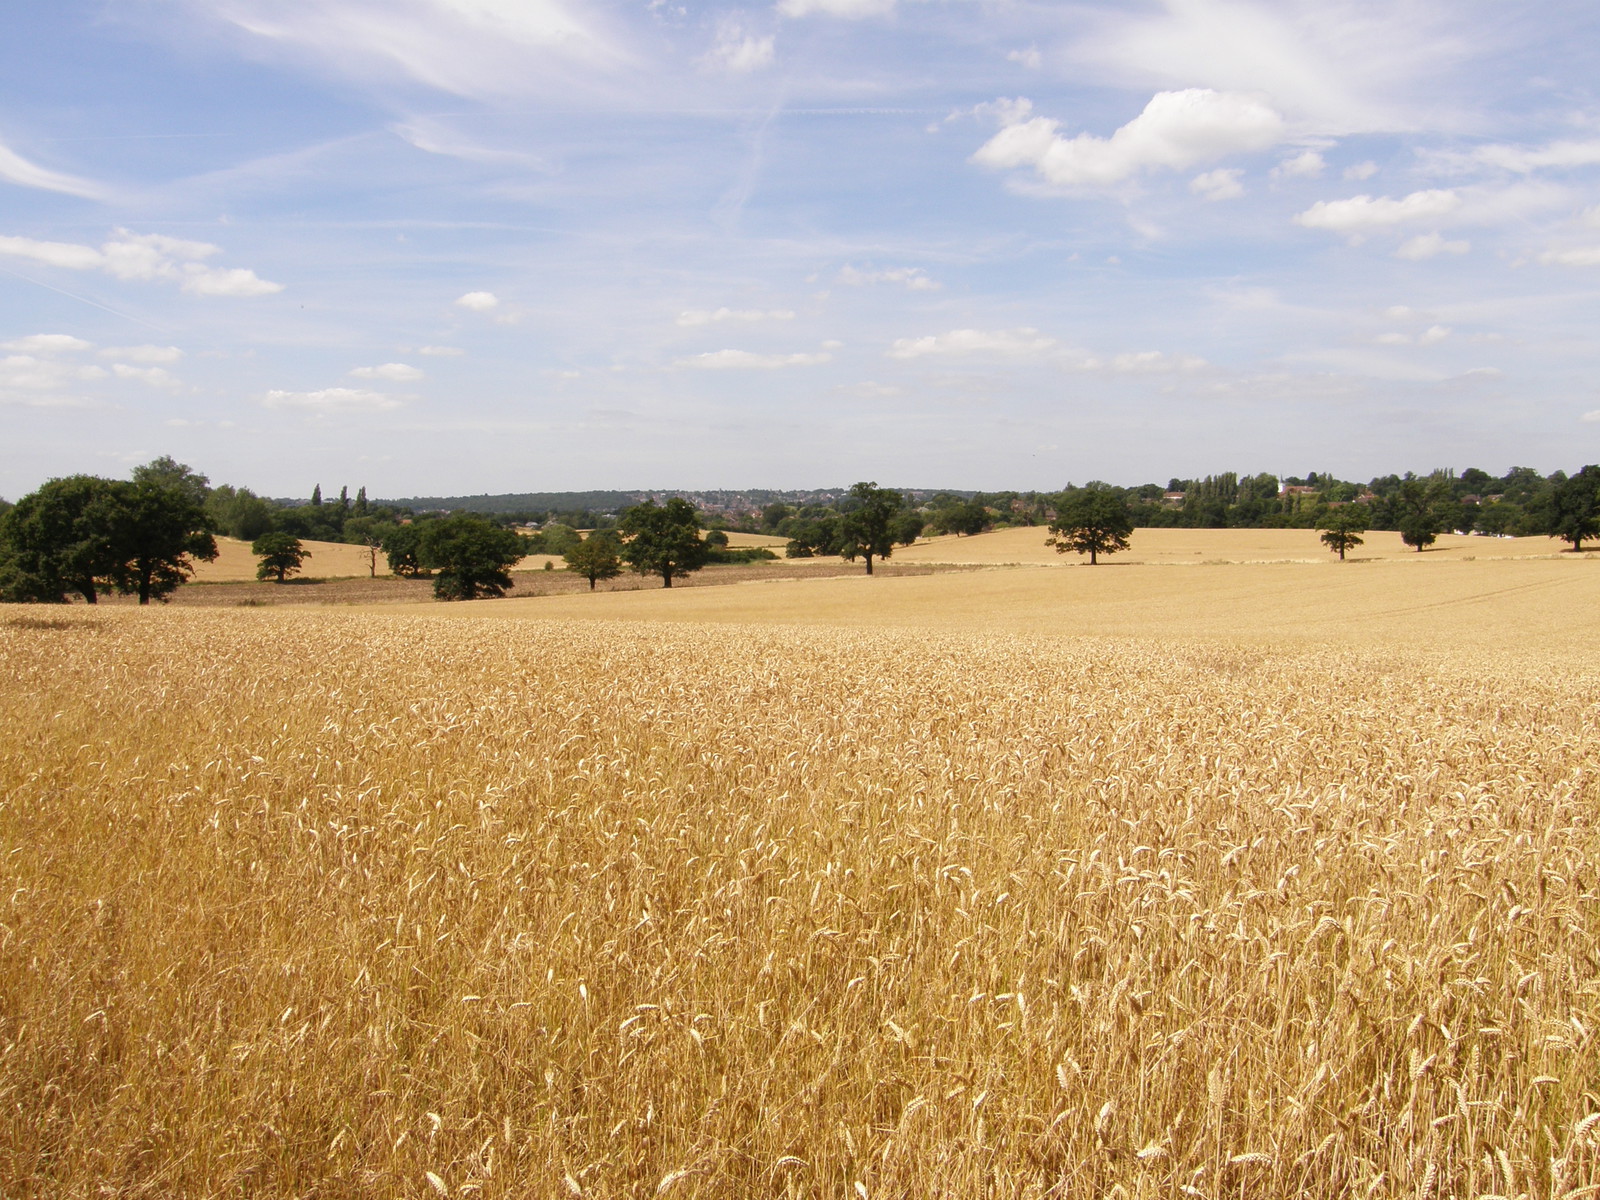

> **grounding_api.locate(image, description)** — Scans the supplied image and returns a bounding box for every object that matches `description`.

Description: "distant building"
[1162,491,1186,507]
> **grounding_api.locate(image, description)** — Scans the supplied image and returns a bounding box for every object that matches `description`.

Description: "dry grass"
[3,563,1599,1199]
[893,526,1580,567]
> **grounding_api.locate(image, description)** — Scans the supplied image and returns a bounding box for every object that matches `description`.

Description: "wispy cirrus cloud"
[677,307,795,326]
[350,362,423,381]
[0,139,105,200]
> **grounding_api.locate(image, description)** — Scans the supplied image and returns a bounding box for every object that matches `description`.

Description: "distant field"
[895,524,1571,566]
[195,537,571,583]
[4,555,1598,1198]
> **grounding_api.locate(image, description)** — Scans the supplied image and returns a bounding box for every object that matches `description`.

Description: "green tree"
[0,475,124,603]
[205,484,276,541]
[252,531,310,582]
[893,511,925,546]
[1047,486,1133,564]
[132,456,210,507]
[107,477,219,604]
[418,515,524,600]
[1394,476,1452,552]
[1529,465,1600,550]
[1317,507,1368,561]
[382,523,427,577]
[838,481,904,575]
[619,498,708,588]
[564,532,624,590]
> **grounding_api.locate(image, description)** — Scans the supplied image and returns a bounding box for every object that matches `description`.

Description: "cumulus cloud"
[1343,161,1379,181]
[1468,139,1600,174]
[1272,149,1325,179]
[777,0,894,17]
[456,290,500,311]
[1396,232,1469,260]
[1190,168,1245,201]
[1539,246,1600,267]
[888,328,1058,359]
[972,89,1285,190]
[838,265,940,290]
[101,344,183,363]
[0,354,106,392]
[350,362,424,381]
[3,333,92,354]
[677,307,796,326]
[0,140,105,199]
[263,387,404,412]
[112,363,180,388]
[418,344,465,356]
[1008,46,1042,70]
[0,229,282,295]
[674,349,832,368]
[705,18,774,72]
[1294,189,1460,233]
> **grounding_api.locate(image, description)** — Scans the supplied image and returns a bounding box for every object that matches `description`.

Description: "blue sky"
[4,0,1600,497]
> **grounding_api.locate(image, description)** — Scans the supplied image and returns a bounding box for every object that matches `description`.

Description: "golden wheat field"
[3,557,1599,1199]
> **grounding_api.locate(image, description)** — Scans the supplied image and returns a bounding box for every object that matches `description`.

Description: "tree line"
[4,462,1596,606]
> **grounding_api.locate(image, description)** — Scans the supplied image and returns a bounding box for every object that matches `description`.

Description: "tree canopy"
[418,515,524,600]
[564,531,624,590]
[1530,465,1600,550]
[837,481,905,575]
[1317,508,1368,561]
[252,532,310,583]
[1047,486,1134,565]
[619,498,708,588]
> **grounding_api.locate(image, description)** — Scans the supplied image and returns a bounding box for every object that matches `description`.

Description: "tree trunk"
[1090,545,1098,565]
[865,554,874,575]
[662,571,672,588]
[1338,545,1346,560]
[78,583,97,604]
[138,564,151,605]
[589,576,597,590]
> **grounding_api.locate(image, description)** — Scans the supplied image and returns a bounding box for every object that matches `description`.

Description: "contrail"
[0,265,171,333]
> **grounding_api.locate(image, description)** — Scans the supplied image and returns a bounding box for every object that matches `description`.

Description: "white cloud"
[677,307,796,326]
[1583,410,1600,423]
[838,265,940,290]
[0,229,282,295]
[197,0,631,101]
[112,363,180,388]
[1396,232,1469,260]
[1272,149,1325,179]
[1295,189,1460,234]
[0,140,104,199]
[0,354,106,391]
[1539,246,1600,267]
[1190,167,1245,201]
[101,344,183,363]
[1419,324,1452,345]
[3,333,92,354]
[1008,46,1042,70]
[674,349,832,368]
[1103,350,1208,373]
[888,328,1058,359]
[705,18,774,73]
[393,119,544,166]
[418,344,465,356]
[350,362,424,381]
[1469,139,1600,174]
[1344,161,1379,181]
[777,0,894,17]
[973,89,1285,190]
[456,290,500,311]
[263,387,404,412]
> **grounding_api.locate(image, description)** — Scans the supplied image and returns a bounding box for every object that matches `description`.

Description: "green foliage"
[0,475,124,603]
[1047,486,1134,565]
[251,532,309,583]
[1529,465,1600,550]
[563,532,625,590]
[418,515,523,600]
[109,475,219,604]
[381,524,428,578]
[205,485,276,541]
[525,522,583,556]
[893,512,925,546]
[1317,508,1368,561]
[837,481,904,575]
[342,517,393,578]
[619,498,708,588]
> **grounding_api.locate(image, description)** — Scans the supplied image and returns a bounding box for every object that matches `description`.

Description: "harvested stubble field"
[3,558,1600,1199]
